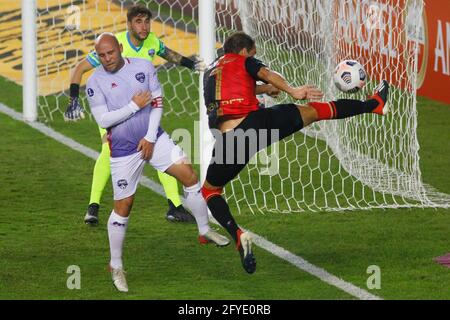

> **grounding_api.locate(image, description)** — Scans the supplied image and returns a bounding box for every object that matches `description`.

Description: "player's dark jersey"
[203,53,266,128]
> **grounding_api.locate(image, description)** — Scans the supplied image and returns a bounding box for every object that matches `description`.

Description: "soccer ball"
[333,60,366,93]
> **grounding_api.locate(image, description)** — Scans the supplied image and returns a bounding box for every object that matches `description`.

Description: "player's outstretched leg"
[202,185,256,274]
[304,80,390,126]
[368,80,390,115]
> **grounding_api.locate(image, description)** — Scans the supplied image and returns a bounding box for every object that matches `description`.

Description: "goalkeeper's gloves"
[193,57,206,72]
[64,96,85,121]
[180,56,206,73]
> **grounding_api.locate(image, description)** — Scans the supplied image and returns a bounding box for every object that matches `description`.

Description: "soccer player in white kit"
[86,33,229,292]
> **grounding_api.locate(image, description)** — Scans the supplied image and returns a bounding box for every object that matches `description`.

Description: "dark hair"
[127,4,152,22]
[223,32,255,54]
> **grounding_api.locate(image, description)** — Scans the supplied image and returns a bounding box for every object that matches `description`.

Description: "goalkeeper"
[64,4,204,225]
[201,32,390,274]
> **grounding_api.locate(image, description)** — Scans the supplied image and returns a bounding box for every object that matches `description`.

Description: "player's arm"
[158,46,205,72]
[64,55,97,121]
[246,57,322,100]
[138,63,164,160]
[71,58,95,87]
[255,83,280,97]
[138,96,163,161]
[256,67,323,101]
[87,79,152,129]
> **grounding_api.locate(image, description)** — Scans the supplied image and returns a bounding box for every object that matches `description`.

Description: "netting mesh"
[216,0,450,213]
[33,0,450,213]
[35,0,199,121]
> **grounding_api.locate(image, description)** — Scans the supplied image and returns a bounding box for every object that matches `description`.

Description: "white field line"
[0,103,382,300]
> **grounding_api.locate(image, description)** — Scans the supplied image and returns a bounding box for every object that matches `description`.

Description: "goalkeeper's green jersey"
[86,31,166,67]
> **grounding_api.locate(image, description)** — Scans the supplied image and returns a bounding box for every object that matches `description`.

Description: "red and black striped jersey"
[203,53,266,128]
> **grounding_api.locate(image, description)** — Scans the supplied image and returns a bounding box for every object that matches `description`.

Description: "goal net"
[34,0,199,121]
[31,0,449,213]
[215,0,450,213]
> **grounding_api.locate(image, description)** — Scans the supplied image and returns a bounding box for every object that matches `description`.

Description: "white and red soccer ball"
[333,60,366,93]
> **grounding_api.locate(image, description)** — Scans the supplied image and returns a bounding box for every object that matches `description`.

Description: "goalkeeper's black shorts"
[205,103,304,187]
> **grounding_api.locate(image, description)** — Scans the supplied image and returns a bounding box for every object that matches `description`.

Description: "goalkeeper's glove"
[193,57,206,72]
[180,56,206,73]
[64,96,85,121]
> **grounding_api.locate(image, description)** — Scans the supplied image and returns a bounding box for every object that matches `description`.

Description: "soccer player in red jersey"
[201,32,389,273]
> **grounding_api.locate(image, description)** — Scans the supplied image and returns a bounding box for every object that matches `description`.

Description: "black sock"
[206,195,240,243]
[332,99,378,119]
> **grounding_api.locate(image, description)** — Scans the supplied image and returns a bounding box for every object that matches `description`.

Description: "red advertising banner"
[333,0,419,93]
[417,0,450,103]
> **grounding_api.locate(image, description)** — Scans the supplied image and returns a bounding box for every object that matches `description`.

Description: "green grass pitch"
[0,71,449,299]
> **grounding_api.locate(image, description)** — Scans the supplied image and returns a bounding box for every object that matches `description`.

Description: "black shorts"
[205,103,304,187]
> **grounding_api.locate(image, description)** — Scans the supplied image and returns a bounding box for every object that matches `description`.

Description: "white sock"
[183,182,210,235]
[107,210,129,269]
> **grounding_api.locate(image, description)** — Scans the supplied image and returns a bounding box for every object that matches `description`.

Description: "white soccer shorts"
[110,132,186,200]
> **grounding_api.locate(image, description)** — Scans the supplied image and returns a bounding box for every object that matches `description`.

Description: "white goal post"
[199,0,216,184]
[22,0,37,122]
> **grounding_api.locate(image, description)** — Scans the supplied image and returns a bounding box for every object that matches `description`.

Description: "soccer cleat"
[84,203,99,225]
[198,229,230,247]
[109,266,128,293]
[236,229,256,274]
[369,80,390,115]
[165,199,196,223]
